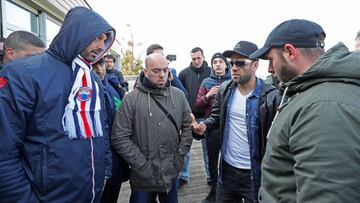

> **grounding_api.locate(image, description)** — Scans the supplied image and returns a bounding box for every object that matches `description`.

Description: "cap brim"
[249,46,270,60]
[223,50,250,58]
[223,50,235,58]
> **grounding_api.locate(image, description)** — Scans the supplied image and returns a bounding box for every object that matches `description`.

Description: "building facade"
[0,0,121,67]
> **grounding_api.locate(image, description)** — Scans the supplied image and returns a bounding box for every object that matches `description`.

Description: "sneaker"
[178,178,188,189]
[201,191,216,203]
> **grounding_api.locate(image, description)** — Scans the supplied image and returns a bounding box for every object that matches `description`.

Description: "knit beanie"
[211,52,230,69]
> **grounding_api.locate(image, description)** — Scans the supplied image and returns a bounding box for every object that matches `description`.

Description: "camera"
[166,54,176,62]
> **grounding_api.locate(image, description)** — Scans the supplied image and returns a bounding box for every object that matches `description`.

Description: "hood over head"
[48,7,116,65]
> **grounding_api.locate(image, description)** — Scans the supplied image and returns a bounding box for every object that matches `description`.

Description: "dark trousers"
[216,161,253,203]
[100,180,122,203]
[206,128,221,191]
[130,179,178,203]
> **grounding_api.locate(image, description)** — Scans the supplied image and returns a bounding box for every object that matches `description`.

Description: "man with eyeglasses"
[192,41,281,203]
[104,54,128,92]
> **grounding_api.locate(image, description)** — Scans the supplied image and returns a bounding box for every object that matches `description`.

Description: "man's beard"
[235,74,251,85]
[277,54,298,83]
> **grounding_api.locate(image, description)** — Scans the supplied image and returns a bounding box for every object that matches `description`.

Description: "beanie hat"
[211,52,229,68]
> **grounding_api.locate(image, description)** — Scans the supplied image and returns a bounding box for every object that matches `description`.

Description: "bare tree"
[120,24,143,76]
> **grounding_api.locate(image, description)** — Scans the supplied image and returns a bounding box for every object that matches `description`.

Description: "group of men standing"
[1,6,360,203]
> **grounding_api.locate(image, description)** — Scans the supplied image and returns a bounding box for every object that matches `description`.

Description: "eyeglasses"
[230,59,252,67]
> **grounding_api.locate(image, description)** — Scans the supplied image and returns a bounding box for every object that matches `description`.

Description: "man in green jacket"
[250,19,360,202]
[111,53,193,203]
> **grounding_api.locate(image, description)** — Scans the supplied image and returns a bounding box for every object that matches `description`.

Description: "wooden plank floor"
[117,140,210,203]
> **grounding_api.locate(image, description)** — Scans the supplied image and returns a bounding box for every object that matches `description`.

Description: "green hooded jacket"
[111,72,193,193]
[260,43,360,203]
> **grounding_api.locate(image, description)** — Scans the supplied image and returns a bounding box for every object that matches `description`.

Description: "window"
[4,1,39,37]
[46,18,61,46]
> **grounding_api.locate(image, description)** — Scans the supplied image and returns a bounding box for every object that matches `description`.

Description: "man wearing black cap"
[250,19,360,202]
[192,41,281,203]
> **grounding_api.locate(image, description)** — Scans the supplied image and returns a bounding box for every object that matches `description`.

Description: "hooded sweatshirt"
[195,65,232,118]
[0,7,115,202]
[260,43,360,203]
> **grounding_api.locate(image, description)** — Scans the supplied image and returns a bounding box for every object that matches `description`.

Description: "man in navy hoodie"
[0,7,115,202]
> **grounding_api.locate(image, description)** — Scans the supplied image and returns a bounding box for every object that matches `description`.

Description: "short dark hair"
[190,47,204,55]
[93,57,105,67]
[146,44,163,55]
[275,46,324,63]
[4,31,45,50]
[103,54,116,63]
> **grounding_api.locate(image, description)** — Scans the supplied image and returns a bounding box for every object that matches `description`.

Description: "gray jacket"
[111,73,193,192]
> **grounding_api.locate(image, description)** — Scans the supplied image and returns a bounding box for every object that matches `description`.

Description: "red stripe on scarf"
[80,74,92,138]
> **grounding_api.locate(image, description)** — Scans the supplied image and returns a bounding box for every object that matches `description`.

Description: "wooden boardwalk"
[117,140,210,203]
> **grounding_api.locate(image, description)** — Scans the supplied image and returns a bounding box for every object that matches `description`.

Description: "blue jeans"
[179,151,191,181]
[201,139,210,181]
[130,179,178,203]
[216,161,253,203]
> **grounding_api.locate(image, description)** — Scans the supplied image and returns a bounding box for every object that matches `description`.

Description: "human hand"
[206,86,220,99]
[190,113,206,135]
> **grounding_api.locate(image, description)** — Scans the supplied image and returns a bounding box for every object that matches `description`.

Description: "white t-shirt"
[224,88,253,169]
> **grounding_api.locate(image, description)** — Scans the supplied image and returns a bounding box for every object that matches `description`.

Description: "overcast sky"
[88,0,360,78]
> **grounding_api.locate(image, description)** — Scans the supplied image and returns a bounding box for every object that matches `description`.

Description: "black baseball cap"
[223,41,258,59]
[250,19,326,60]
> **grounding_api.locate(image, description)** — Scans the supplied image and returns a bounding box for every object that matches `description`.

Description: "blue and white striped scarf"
[62,56,103,139]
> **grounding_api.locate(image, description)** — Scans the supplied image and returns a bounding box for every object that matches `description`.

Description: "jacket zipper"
[90,138,95,203]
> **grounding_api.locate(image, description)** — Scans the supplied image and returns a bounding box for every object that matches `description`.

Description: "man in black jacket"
[192,41,281,203]
[178,47,212,187]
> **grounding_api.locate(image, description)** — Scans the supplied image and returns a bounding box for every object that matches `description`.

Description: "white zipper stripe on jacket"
[90,138,95,203]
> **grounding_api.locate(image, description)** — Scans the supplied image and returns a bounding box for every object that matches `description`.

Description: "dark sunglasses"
[230,59,251,67]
